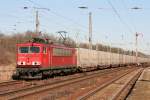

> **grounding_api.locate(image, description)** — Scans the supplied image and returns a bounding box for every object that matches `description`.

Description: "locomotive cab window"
[30,47,40,53]
[19,46,40,53]
[19,47,29,53]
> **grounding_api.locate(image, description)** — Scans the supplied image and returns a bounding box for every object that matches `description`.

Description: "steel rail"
[0,80,22,87]
[78,68,140,100]
[0,67,131,100]
[111,68,143,100]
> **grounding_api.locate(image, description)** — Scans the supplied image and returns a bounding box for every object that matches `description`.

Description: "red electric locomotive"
[13,38,77,79]
[13,37,149,79]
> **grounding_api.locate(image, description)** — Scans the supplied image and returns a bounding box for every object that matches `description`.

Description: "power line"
[39,11,86,31]
[121,0,137,32]
[25,0,92,42]
[26,0,89,31]
[106,0,133,33]
[25,0,104,39]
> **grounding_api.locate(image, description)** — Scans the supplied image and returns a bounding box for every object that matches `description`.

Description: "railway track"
[0,67,130,100]
[0,80,32,94]
[0,67,136,100]
[0,68,116,94]
[78,68,143,100]
[0,80,23,90]
[0,68,113,94]
[0,80,20,86]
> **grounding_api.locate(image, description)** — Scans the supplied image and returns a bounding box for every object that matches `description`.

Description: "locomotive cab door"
[42,46,49,67]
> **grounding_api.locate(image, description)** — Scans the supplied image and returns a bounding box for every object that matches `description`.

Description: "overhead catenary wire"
[26,0,105,38]
[121,1,150,54]
[25,0,93,42]
[26,0,89,31]
[121,0,137,32]
[39,11,88,33]
[106,0,134,34]
[30,8,88,42]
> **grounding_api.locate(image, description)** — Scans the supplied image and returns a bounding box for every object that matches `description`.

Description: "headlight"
[32,61,40,65]
[17,61,26,65]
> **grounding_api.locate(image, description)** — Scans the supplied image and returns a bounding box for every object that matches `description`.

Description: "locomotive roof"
[16,38,75,50]
[17,42,74,49]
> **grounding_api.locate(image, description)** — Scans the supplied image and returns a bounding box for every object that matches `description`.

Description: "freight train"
[12,38,149,79]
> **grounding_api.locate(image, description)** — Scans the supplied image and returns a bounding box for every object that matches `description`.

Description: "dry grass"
[0,64,16,81]
[0,47,15,66]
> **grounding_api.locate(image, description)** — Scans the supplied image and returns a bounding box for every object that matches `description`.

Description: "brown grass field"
[0,63,16,82]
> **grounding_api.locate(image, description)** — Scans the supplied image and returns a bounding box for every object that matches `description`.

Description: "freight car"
[12,38,149,79]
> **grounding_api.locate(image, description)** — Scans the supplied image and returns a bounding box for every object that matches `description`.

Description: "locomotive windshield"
[30,47,40,53]
[19,46,40,53]
[19,47,29,53]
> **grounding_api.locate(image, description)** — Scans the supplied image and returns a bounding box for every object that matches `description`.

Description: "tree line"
[0,31,148,65]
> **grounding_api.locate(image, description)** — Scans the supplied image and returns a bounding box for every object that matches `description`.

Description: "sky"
[0,0,150,54]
